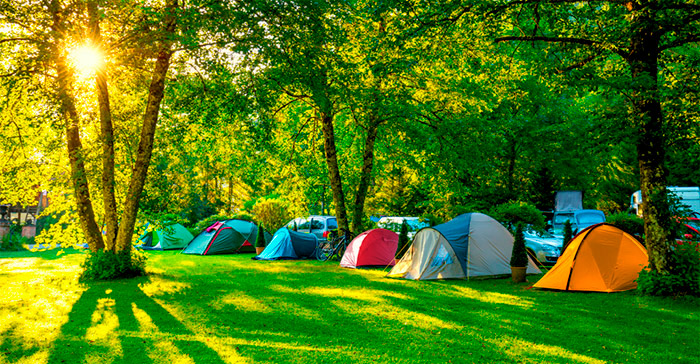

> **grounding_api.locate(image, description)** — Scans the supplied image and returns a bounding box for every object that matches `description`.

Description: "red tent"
[340,228,398,268]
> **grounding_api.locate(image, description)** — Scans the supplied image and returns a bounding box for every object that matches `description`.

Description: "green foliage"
[637,243,700,297]
[1,223,27,251]
[194,214,233,232]
[607,213,644,239]
[256,223,266,248]
[194,212,256,232]
[510,223,528,267]
[490,202,545,233]
[252,198,292,232]
[80,250,147,281]
[562,220,573,252]
[397,222,409,258]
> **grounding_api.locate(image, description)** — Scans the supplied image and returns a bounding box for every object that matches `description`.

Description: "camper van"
[631,186,700,217]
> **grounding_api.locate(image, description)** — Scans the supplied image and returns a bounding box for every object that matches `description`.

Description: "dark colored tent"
[136,223,194,251]
[253,228,318,260]
[340,228,398,268]
[388,213,540,280]
[182,219,271,255]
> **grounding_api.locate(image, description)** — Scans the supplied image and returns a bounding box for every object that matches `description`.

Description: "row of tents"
[137,213,649,293]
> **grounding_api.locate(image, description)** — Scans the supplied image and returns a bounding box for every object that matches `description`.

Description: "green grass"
[1,250,698,364]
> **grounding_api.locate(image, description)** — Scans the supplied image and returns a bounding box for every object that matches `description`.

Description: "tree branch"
[495,36,597,46]
[660,35,700,51]
[0,37,35,44]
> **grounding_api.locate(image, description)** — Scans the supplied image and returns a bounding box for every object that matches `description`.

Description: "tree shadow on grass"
[47,277,228,364]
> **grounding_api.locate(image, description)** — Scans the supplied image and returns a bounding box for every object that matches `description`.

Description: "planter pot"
[255,246,265,255]
[511,266,527,283]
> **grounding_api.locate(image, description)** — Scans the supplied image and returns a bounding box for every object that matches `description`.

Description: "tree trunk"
[627,11,671,273]
[114,0,178,252]
[88,1,118,252]
[50,0,104,251]
[351,114,380,233]
[320,111,349,233]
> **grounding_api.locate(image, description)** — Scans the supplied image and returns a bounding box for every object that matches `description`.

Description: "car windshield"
[576,213,605,225]
[553,214,574,224]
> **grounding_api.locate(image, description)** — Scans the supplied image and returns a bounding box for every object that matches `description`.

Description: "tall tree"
[478,0,700,273]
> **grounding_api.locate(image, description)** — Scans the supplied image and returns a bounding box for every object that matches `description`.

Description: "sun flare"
[68,44,103,78]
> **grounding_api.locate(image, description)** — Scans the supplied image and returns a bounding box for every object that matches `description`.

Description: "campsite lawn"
[1,250,698,364]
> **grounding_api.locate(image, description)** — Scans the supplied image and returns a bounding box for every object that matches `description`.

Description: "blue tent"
[253,228,318,260]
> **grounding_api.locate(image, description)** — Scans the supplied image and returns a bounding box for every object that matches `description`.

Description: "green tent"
[182,219,272,255]
[136,223,194,251]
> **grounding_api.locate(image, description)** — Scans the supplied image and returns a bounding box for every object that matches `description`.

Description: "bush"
[193,212,257,233]
[490,202,545,233]
[510,223,529,267]
[255,223,266,248]
[0,223,28,251]
[562,220,573,252]
[80,249,147,281]
[397,221,409,258]
[637,243,700,296]
[252,198,292,231]
[607,212,644,239]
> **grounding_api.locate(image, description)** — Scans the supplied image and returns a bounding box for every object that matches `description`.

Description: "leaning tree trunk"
[351,114,380,234]
[628,12,671,273]
[88,1,118,252]
[50,0,104,251]
[114,0,178,252]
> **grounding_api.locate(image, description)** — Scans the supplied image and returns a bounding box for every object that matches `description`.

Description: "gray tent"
[388,213,540,280]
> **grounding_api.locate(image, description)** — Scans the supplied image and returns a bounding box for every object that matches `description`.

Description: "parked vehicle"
[631,186,700,217]
[523,209,605,265]
[376,217,430,239]
[551,209,606,233]
[285,215,337,242]
[523,230,562,265]
[680,217,700,241]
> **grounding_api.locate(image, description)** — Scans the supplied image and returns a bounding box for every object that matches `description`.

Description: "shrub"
[195,214,233,232]
[490,202,545,233]
[397,221,409,258]
[252,198,292,231]
[255,223,266,248]
[607,212,644,239]
[562,220,573,252]
[0,223,27,251]
[80,249,147,281]
[510,223,528,267]
[637,243,700,297]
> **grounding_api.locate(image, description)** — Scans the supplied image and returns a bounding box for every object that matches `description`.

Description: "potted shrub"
[562,220,573,253]
[396,220,409,258]
[255,223,266,255]
[510,223,528,283]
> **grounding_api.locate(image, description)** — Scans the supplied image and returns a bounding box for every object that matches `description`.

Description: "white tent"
[387,213,540,280]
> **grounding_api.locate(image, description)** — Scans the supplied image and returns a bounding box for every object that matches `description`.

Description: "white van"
[376,217,430,239]
[631,186,700,217]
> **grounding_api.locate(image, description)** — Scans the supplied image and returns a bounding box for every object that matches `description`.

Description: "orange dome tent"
[534,223,648,292]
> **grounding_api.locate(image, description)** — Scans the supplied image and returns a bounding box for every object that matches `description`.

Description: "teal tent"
[136,223,194,251]
[182,219,272,255]
[253,228,318,260]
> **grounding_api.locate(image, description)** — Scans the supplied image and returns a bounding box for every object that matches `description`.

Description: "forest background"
[1,1,699,275]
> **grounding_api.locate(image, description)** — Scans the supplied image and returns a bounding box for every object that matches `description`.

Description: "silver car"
[286,215,337,242]
[523,230,563,265]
